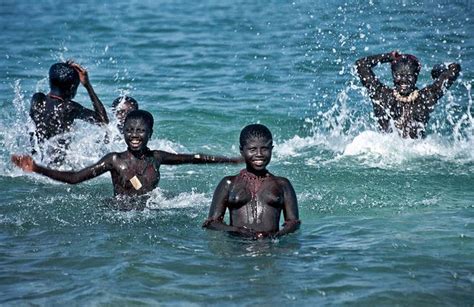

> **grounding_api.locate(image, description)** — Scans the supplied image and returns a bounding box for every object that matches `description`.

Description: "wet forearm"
[32,160,107,184]
[356,52,392,68]
[192,154,242,164]
[162,152,242,165]
[83,83,109,124]
[275,219,301,237]
[33,164,81,184]
[202,219,240,232]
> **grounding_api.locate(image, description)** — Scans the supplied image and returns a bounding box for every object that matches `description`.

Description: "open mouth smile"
[129,139,142,148]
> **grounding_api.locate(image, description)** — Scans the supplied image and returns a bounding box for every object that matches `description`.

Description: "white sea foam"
[343,130,474,166]
[146,188,208,210]
[275,80,473,168]
[0,80,188,176]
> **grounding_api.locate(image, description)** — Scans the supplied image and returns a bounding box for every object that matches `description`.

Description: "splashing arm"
[69,61,109,125]
[423,63,461,107]
[355,52,397,99]
[11,153,113,184]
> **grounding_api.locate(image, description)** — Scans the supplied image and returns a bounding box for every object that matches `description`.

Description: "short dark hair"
[239,124,273,147]
[112,96,139,110]
[391,54,421,75]
[124,110,154,130]
[49,63,80,92]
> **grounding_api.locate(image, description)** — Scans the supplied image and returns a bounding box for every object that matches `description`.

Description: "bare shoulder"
[271,174,294,188]
[150,149,167,161]
[31,92,46,108]
[216,174,239,189]
[103,151,127,164]
[224,174,238,184]
[31,92,46,102]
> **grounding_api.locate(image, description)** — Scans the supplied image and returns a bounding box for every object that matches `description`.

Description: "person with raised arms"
[355,51,461,138]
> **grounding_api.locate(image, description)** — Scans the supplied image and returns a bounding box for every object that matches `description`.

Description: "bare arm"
[355,52,396,100]
[156,150,243,165]
[423,63,461,107]
[274,178,300,238]
[69,62,109,125]
[203,177,254,236]
[11,154,113,184]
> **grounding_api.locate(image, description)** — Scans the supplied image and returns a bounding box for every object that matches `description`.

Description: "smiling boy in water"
[203,124,300,239]
[355,51,461,138]
[13,110,241,200]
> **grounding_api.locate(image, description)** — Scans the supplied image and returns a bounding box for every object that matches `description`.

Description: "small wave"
[146,188,208,210]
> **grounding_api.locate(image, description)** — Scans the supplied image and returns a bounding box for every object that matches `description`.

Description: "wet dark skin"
[203,136,300,239]
[30,61,109,143]
[356,51,461,138]
[12,117,242,198]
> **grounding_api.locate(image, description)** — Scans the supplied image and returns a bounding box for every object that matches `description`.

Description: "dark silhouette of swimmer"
[29,61,109,161]
[355,51,461,138]
[103,96,139,144]
[203,124,300,239]
[12,110,242,203]
[111,95,139,133]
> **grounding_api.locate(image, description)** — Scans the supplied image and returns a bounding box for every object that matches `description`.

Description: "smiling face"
[123,117,152,152]
[392,60,419,96]
[240,136,273,173]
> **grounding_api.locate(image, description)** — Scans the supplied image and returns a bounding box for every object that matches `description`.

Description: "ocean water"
[0,0,473,305]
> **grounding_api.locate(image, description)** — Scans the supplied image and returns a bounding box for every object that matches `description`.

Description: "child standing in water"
[355,51,461,138]
[13,110,241,202]
[30,61,109,159]
[203,124,300,239]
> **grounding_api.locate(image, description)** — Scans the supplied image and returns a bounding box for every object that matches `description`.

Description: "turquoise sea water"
[0,0,473,305]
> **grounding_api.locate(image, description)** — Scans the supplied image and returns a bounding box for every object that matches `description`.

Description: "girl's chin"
[248,165,267,172]
[128,145,144,151]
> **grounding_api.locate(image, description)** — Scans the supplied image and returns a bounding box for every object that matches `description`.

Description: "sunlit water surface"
[0,0,473,305]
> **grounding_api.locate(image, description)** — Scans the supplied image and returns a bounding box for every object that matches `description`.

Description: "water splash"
[275,78,473,168]
[0,79,187,175]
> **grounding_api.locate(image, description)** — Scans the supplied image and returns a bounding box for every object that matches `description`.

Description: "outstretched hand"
[67,60,90,85]
[11,155,36,172]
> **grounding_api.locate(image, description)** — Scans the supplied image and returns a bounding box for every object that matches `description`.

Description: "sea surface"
[0,0,473,305]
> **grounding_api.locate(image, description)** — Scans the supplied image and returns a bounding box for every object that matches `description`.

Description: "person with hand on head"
[13,110,242,208]
[29,60,109,163]
[203,124,300,239]
[355,51,461,138]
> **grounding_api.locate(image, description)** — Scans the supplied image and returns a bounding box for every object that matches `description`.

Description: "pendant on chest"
[127,158,158,190]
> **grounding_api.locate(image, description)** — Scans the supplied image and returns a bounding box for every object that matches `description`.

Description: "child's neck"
[48,90,67,101]
[128,147,149,159]
[245,167,268,177]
